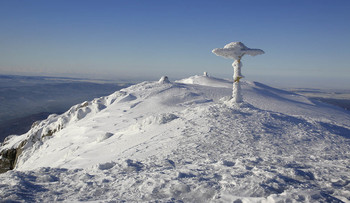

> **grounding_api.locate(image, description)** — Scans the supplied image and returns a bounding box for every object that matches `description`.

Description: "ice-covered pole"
[232,55,244,102]
[212,42,264,103]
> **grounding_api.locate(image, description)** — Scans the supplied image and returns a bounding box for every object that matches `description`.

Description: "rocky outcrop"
[0,116,63,174]
[0,96,120,173]
[0,140,26,173]
[0,148,17,173]
[0,122,64,174]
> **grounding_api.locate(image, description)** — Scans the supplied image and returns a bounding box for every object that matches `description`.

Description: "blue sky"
[1,0,349,88]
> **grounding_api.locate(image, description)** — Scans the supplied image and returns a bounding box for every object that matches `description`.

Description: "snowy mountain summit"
[1,75,350,202]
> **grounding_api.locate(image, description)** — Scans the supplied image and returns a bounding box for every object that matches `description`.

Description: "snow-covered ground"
[0,75,350,202]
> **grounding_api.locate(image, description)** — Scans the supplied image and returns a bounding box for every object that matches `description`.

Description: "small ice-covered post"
[212,42,264,103]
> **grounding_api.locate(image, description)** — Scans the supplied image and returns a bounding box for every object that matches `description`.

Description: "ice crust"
[1,75,350,202]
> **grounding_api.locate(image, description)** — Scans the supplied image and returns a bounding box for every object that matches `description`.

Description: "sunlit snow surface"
[1,75,350,202]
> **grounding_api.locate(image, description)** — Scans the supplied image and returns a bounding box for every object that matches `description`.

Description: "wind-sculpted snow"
[0,90,126,171]
[1,75,350,202]
[212,42,265,60]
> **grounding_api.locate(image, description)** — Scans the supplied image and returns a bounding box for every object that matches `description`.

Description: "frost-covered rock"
[158,76,170,84]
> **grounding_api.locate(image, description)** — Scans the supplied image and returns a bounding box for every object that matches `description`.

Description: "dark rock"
[0,148,17,173]
[0,140,27,173]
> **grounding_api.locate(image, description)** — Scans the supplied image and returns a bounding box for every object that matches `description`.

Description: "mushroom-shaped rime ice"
[212,42,264,103]
[212,42,264,60]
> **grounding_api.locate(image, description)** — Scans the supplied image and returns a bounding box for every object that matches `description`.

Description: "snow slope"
[1,75,350,202]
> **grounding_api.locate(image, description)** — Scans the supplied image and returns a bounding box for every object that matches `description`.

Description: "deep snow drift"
[0,75,350,202]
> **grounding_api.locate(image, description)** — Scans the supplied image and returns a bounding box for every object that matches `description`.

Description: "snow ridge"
[1,75,350,202]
